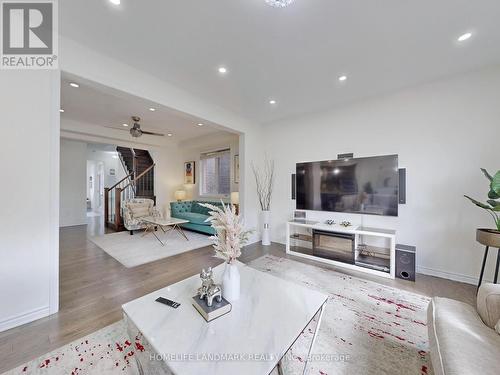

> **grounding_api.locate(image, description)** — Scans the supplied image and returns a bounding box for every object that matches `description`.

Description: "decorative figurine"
[340,221,352,227]
[205,284,222,307]
[197,268,223,307]
[325,219,335,225]
[198,268,214,296]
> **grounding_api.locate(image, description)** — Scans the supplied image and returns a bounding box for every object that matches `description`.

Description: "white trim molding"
[49,70,61,315]
[0,306,50,333]
[416,265,492,286]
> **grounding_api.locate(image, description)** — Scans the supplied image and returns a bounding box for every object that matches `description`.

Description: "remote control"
[155,297,181,308]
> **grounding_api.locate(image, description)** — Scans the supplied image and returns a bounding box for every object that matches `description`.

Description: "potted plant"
[200,202,252,302]
[464,168,500,248]
[252,158,275,246]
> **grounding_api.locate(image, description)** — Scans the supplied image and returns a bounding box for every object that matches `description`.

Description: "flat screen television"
[296,155,399,216]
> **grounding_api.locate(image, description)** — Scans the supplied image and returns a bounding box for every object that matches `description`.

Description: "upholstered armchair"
[427,283,500,375]
[122,198,162,234]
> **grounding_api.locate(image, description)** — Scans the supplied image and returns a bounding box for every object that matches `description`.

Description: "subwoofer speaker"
[395,244,416,281]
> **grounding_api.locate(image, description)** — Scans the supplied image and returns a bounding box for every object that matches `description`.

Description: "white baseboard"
[416,265,491,286]
[0,306,50,333]
[247,232,261,245]
[59,221,87,228]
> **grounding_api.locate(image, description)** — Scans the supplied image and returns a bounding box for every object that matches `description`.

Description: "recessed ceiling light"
[69,82,79,88]
[338,75,347,82]
[218,66,227,74]
[457,32,472,42]
[197,123,204,126]
[122,123,128,127]
[149,107,156,112]
[59,109,64,113]
[269,99,277,105]
[266,0,295,7]
[109,0,120,5]
[167,133,173,137]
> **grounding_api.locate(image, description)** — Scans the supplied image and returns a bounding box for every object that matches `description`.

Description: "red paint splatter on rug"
[39,359,50,368]
[368,295,417,311]
[368,330,385,339]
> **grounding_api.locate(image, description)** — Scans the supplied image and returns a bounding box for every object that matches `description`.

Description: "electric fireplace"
[312,230,355,264]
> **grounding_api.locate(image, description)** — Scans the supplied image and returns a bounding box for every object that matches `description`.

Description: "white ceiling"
[60,72,231,142]
[60,0,500,124]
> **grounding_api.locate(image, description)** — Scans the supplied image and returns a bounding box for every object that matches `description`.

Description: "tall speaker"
[291,174,296,200]
[398,168,406,204]
[395,244,416,281]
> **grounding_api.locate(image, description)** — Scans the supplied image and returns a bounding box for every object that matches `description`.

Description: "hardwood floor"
[0,217,476,373]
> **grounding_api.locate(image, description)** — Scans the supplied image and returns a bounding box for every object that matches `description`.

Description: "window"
[200,149,231,196]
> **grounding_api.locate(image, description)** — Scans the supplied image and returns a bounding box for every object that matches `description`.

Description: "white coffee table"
[122,261,327,375]
[140,216,190,246]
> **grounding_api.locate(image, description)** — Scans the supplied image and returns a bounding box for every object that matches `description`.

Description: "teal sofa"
[170,201,224,235]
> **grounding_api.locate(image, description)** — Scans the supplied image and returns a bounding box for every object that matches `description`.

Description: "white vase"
[261,210,271,246]
[222,262,240,302]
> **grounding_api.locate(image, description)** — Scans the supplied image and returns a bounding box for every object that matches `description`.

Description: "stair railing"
[131,148,137,181]
[104,171,134,230]
[124,163,155,197]
[104,163,155,230]
[117,150,136,196]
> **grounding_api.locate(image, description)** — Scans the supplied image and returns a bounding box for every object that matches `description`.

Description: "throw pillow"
[128,205,150,218]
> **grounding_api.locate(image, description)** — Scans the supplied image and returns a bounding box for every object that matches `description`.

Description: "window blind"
[200,149,231,196]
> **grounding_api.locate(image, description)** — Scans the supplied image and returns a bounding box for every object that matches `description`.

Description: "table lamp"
[174,190,186,202]
[231,191,240,215]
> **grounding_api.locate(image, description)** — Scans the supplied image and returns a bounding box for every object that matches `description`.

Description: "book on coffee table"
[192,295,232,322]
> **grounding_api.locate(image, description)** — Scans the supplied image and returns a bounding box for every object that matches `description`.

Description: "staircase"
[116,147,155,199]
[104,147,156,231]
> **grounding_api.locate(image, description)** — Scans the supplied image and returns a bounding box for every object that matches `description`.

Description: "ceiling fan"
[128,116,164,138]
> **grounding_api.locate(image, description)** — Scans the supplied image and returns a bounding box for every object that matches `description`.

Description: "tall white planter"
[261,210,271,246]
[222,262,240,302]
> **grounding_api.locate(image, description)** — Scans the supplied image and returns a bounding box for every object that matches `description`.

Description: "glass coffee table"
[140,216,190,246]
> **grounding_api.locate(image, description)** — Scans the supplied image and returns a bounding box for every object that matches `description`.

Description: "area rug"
[251,255,432,375]
[3,255,432,375]
[89,230,213,268]
[2,321,140,375]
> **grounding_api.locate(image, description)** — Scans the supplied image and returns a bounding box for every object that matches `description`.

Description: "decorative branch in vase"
[200,202,253,302]
[252,158,275,246]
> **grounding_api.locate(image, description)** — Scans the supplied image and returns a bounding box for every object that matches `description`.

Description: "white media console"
[286,220,396,279]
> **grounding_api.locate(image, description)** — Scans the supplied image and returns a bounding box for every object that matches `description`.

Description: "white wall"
[178,132,240,202]
[0,70,60,332]
[150,147,184,217]
[264,66,500,284]
[60,139,87,226]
